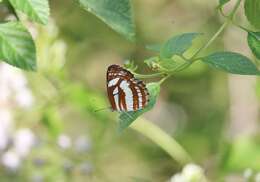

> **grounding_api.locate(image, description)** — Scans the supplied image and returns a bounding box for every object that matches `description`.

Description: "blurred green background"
[0,0,260,181]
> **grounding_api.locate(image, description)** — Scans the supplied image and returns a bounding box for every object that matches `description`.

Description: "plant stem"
[159,74,171,85]
[190,0,242,61]
[134,72,165,79]
[190,21,229,60]
[131,117,192,165]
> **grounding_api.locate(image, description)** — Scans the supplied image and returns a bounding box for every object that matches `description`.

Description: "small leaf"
[144,56,160,70]
[9,0,50,25]
[124,60,138,72]
[217,0,231,9]
[244,0,260,29]
[118,82,160,132]
[145,44,161,52]
[202,52,259,75]
[247,31,260,59]
[158,55,187,72]
[79,0,136,41]
[160,33,201,59]
[0,21,36,71]
[41,106,63,139]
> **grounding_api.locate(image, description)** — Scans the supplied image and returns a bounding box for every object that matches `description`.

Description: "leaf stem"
[131,117,192,165]
[159,74,171,85]
[134,72,165,79]
[190,0,242,61]
[155,0,243,86]
[190,21,229,61]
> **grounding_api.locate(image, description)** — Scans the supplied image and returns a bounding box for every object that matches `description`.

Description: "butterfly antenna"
[94,106,112,113]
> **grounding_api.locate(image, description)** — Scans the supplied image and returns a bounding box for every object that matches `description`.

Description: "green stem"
[131,117,192,165]
[190,21,229,60]
[231,20,251,32]
[159,74,171,85]
[158,0,242,84]
[134,72,165,79]
[190,0,242,61]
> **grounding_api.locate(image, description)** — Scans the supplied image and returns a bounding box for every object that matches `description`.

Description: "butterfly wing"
[107,64,149,112]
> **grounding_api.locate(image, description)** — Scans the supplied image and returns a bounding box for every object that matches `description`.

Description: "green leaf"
[158,55,187,72]
[244,0,260,29]
[118,82,160,132]
[247,31,260,59]
[79,0,136,41]
[218,0,231,8]
[145,44,161,52]
[9,0,49,25]
[202,52,259,75]
[41,106,63,139]
[160,33,201,59]
[224,137,260,170]
[0,21,36,71]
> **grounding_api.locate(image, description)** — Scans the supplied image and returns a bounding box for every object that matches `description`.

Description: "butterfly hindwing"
[107,64,149,112]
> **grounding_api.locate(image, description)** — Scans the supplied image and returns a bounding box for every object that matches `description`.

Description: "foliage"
[9,0,49,24]
[78,0,135,41]
[0,21,36,70]
[244,0,260,29]
[202,52,259,75]
[0,0,260,180]
[247,31,260,59]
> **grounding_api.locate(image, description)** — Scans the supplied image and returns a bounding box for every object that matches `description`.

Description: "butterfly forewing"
[107,64,149,112]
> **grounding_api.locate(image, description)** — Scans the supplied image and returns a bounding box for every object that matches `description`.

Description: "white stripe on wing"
[119,80,134,111]
[113,87,120,110]
[108,78,120,87]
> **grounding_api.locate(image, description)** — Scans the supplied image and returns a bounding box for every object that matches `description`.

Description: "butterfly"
[107,64,149,112]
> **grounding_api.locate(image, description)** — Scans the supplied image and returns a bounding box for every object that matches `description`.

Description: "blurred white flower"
[170,163,207,182]
[0,109,13,150]
[74,135,91,153]
[255,172,260,182]
[0,63,34,109]
[31,174,44,182]
[1,150,20,171]
[243,168,253,179]
[58,134,72,149]
[13,128,35,157]
[171,173,186,182]
[0,85,9,103]
[79,162,93,175]
[15,88,34,108]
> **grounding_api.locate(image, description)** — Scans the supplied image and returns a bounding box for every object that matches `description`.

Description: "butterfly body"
[107,64,149,112]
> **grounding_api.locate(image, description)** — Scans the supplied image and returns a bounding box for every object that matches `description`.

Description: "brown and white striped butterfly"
[107,64,149,112]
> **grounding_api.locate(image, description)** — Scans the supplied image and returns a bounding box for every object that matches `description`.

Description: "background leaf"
[145,44,161,52]
[218,0,231,9]
[9,0,50,25]
[41,106,63,139]
[158,55,187,72]
[160,33,201,59]
[247,31,260,59]
[0,21,36,71]
[79,0,136,41]
[202,52,259,75]
[244,0,260,29]
[118,82,160,132]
